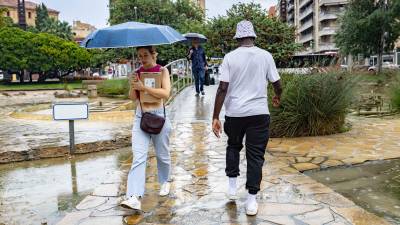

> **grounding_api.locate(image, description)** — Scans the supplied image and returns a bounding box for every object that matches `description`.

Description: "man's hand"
[272,96,281,108]
[212,119,222,138]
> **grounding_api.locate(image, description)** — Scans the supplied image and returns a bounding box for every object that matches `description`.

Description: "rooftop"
[0,0,59,13]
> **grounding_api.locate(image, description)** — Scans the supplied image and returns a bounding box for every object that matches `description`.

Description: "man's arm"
[272,80,282,107]
[212,81,229,137]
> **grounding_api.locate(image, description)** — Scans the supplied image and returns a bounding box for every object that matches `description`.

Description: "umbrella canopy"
[183,33,207,44]
[81,22,186,49]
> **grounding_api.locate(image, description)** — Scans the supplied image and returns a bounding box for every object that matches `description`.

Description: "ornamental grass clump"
[270,72,355,137]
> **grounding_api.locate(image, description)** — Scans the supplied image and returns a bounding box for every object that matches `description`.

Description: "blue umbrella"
[183,33,207,44]
[81,22,186,49]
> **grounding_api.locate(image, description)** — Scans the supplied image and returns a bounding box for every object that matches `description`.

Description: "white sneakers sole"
[159,182,171,196]
[120,196,141,210]
[246,202,258,216]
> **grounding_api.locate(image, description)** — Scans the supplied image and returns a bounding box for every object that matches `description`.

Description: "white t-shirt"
[219,46,280,117]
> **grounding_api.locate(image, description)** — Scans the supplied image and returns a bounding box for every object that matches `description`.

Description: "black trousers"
[224,115,270,195]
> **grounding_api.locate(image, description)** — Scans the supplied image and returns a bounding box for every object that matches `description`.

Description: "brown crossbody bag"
[138,99,166,135]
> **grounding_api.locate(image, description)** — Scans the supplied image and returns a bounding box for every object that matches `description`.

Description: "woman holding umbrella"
[121,45,172,210]
[82,22,186,211]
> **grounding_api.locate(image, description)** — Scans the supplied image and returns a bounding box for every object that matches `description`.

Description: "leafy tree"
[207,3,300,64]
[0,8,13,28]
[34,3,73,40]
[335,0,400,73]
[0,27,90,82]
[35,3,48,31]
[109,0,205,64]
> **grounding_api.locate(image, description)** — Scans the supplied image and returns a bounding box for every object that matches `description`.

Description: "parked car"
[0,70,3,81]
[368,62,399,72]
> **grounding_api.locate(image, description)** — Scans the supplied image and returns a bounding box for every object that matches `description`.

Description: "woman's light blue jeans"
[126,108,172,198]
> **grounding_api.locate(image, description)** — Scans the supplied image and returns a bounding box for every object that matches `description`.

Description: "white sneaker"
[120,195,141,210]
[159,182,171,196]
[246,200,258,216]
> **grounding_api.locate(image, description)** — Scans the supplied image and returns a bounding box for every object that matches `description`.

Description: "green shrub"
[390,75,400,111]
[97,79,129,98]
[270,72,356,137]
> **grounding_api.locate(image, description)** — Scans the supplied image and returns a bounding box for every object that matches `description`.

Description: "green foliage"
[336,0,400,56]
[34,3,73,40]
[0,8,13,28]
[390,75,400,111]
[0,27,91,80]
[270,73,356,137]
[207,3,300,62]
[97,79,130,97]
[109,0,205,64]
[35,3,48,31]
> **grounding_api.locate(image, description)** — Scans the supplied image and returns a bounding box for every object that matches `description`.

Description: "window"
[28,12,31,19]
[6,11,10,17]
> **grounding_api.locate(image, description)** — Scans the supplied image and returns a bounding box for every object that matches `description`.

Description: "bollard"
[87,85,98,98]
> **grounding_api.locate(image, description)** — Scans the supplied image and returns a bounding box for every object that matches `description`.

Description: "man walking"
[212,20,282,216]
[188,38,207,96]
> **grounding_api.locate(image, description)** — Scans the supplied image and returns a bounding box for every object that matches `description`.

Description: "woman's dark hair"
[136,46,157,54]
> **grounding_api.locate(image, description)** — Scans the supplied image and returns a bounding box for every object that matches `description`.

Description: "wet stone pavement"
[0,91,132,163]
[58,85,393,225]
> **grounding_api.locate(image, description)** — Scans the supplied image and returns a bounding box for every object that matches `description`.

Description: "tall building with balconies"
[279,0,348,55]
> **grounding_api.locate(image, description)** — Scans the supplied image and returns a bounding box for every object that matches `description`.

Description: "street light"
[134,6,138,21]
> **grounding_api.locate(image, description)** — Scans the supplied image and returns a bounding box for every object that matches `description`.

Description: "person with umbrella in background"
[186,34,208,96]
[82,22,186,211]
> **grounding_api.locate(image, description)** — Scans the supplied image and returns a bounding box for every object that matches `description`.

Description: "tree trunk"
[29,72,32,83]
[19,71,24,83]
[347,54,353,72]
[377,51,383,74]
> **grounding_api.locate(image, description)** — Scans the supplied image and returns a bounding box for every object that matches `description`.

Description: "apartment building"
[279,0,348,55]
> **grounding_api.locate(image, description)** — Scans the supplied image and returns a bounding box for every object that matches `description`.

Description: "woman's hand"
[131,76,146,91]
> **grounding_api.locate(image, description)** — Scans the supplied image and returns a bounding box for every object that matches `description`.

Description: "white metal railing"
[164,58,193,103]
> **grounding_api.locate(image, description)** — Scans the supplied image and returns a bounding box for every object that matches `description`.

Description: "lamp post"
[134,6,138,21]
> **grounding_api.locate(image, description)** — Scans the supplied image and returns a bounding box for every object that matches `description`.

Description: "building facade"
[0,0,59,27]
[72,20,96,44]
[191,0,205,11]
[279,0,348,55]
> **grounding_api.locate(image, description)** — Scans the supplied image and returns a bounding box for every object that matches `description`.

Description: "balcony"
[300,0,313,9]
[300,33,314,43]
[299,6,314,21]
[319,42,338,51]
[319,27,338,36]
[299,20,314,32]
[319,12,338,21]
[288,4,294,12]
[320,0,348,6]
[296,47,313,55]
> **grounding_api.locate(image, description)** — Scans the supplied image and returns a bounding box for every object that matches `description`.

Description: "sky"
[30,0,277,29]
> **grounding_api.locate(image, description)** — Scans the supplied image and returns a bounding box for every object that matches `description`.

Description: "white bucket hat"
[233,20,257,39]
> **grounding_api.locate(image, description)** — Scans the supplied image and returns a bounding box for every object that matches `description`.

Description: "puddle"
[306,159,400,224]
[0,148,131,225]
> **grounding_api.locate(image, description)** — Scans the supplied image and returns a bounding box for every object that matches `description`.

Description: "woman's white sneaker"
[159,182,171,196]
[120,195,141,210]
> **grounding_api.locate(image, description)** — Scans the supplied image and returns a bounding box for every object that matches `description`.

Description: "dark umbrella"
[183,33,207,44]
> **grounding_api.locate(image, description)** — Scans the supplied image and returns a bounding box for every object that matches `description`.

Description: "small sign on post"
[53,102,89,154]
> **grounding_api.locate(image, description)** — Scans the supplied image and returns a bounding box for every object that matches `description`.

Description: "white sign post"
[53,103,89,154]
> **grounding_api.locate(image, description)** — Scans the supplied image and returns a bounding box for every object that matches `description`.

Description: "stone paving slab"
[58,85,395,224]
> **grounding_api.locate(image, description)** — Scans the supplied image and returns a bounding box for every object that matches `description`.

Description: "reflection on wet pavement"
[307,159,400,224]
[0,148,131,225]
